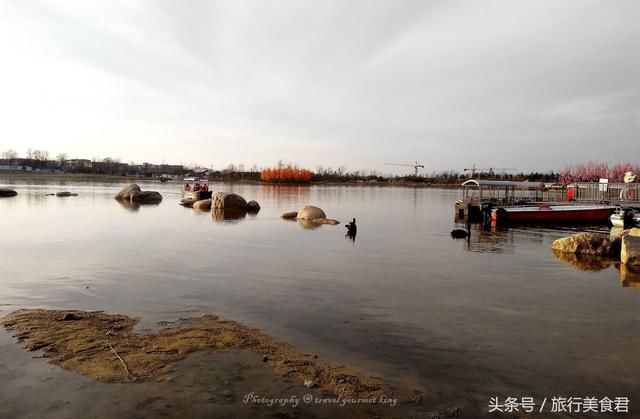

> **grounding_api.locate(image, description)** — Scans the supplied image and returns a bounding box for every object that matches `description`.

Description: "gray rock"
[192,198,212,211]
[247,200,261,213]
[60,312,82,321]
[212,192,247,210]
[550,233,611,256]
[131,191,163,204]
[297,206,326,220]
[622,235,640,266]
[115,184,141,200]
[313,218,339,225]
[0,188,17,197]
[55,192,78,197]
[281,211,298,219]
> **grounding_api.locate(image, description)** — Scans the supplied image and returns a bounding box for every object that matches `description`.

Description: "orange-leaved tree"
[260,165,313,182]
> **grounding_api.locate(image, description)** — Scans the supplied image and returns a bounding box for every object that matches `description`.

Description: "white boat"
[610,207,640,228]
[181,178,212,201]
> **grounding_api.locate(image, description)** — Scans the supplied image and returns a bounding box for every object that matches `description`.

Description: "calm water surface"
[1,180,639,413]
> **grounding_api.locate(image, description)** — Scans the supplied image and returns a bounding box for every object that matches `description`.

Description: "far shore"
[0,171,461,188]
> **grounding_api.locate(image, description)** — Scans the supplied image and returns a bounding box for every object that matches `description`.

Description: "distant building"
[65,159,93,170]
[0,158,32,172]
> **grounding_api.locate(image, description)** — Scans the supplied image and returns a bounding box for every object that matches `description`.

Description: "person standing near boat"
[620,172,637,201]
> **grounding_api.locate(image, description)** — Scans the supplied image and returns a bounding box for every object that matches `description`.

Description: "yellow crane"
[384,161,425,177]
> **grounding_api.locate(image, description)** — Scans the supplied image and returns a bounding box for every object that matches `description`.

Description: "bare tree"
[57,153,68,167]
[32,149,49,168]
[33,149,49,161]
[2,149,18,164]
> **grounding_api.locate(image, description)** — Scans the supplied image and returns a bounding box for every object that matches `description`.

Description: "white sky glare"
[0,0,638,174]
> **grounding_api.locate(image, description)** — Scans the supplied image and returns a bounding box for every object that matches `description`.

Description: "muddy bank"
[0,309,450,418]
[2,309,393,400]
[0,327,388,419]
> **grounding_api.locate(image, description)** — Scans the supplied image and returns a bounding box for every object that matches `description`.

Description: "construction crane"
[384,161,425,177]
[463,164,516,178]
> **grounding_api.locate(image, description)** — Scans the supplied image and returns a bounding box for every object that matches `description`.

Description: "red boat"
[492,204,615,223]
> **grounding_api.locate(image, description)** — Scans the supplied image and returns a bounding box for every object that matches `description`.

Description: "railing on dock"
[460,179,640,208]
[573,182,640,204]
[460,179,566,207]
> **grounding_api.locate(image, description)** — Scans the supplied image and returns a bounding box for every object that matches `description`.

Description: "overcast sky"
[0,0,638,174]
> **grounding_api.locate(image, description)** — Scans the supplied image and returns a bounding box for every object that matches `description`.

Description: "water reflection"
[295,219,321,230]
[616,263,640,288]
[259,184,310,208]
[550,248,640,290]
[117,199,140,211]
[3,180,640,409]
[212,208,247,222]
[452,222,515,254]
[551,249,613,271]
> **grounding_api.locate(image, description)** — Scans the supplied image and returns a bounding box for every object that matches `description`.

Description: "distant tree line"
[558,162,640,185]
[10,151,634,186]
[0,149,186,176]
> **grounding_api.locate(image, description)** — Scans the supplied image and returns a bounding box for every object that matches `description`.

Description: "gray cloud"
[1,0,638,173]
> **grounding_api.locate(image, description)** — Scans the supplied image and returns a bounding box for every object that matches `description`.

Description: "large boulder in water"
[193,198,212,211]
[610,228,640,257]
[621,235,640,266]
[115,184,161,204]
[296,206,326,221]
[0,188,17,197]
[212,192,247,210]
[550,233,611,256]
[115,184,141,200]
[131,191,162,204]
[56,192,78,197]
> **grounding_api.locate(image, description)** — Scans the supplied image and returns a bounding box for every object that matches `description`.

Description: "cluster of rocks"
[0,188,17,197]
[281,206,340,226]
[551,229,640,266]
[187,192,260,219]
[114,184,163,204]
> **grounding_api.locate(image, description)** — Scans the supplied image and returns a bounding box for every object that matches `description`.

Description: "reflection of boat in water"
[182,177,212,201]
[609,207,640,228]
[492,204,614,224]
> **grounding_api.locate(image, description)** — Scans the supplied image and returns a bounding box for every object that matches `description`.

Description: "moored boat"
[492,204,615,224]
[182,177,212,201]
[609,207,640,228]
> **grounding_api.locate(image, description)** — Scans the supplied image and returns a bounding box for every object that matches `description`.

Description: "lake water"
[1,180,639,415]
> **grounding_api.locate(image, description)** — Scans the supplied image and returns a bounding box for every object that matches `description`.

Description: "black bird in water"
[450,229,468,239]
[345,218,357,240]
